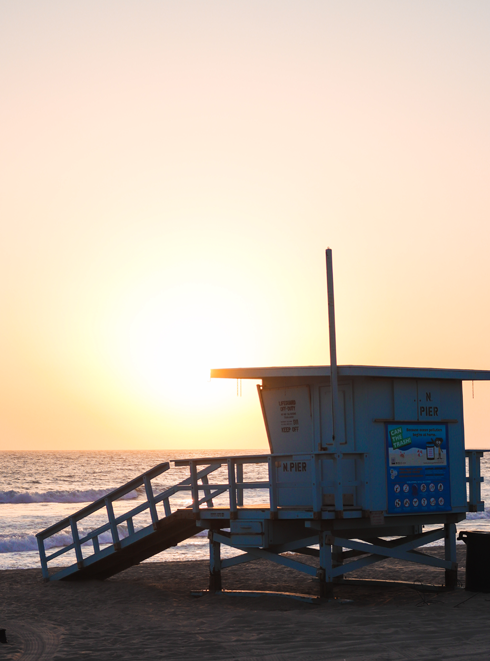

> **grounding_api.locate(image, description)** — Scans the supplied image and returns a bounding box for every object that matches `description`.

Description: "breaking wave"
[0,528,131,554]
[0,525,209,554]
[0,488,140,505]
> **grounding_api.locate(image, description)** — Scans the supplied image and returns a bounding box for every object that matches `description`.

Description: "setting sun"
[104,282,256,411]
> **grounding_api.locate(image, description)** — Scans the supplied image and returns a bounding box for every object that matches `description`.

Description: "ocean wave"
[466,510,490,520]
[0,532,74,554]
[0,488,139,505]
[0,523,209,554]
[0,527,129,554]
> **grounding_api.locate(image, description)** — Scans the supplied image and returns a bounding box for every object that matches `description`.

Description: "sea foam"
[466,510,490,520]
[0,488,139,505]
[0,525,208,554]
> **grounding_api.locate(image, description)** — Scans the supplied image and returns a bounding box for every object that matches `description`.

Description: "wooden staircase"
[36,461,223,581]
[63,510,199,581]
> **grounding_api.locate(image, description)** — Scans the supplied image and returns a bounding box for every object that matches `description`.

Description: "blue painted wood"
[466,450,485,511]
[200,475,214,508]
[38,462,171,539]
[220,552,257,569]
[328,530,451,574]
[211,532,319,577]
[227,459,237,514]
[143,474,158,525]
[105,498,120,549]
[70,517,84,567]
[190,462,199,515]
[37,533,49,580]
[36,462,220,579]
[236,464,244,507]
[36,448,487,584]
[92,536,100,554]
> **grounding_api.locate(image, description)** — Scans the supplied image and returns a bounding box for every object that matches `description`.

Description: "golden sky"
[1,1,490,450]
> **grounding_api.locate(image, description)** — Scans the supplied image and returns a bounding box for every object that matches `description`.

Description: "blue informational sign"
[386,423,451,514]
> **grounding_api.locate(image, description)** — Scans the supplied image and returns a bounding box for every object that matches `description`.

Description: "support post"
[444,522,458,589]
[319,532,334,598]
[332,544,344,583]
[209,533,222,592]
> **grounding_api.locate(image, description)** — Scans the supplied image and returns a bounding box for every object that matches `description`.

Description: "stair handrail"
[37,462,171,542]
[36,462,223,579]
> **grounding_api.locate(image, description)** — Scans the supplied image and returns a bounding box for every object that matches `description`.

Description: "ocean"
[1,450,489,571]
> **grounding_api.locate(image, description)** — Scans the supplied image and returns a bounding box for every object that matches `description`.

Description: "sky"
[1,0,490,451]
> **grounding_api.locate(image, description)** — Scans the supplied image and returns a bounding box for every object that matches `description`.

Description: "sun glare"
[113,282,253,410]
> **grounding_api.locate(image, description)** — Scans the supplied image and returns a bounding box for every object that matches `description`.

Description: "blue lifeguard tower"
[37,251,489,596]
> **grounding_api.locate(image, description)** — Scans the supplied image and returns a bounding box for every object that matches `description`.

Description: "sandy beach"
[2,545,490,660]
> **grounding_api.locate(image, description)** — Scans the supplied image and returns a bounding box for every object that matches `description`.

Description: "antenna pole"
[326,248,340,447]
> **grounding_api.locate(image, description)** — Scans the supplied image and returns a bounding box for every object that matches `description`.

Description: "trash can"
[459,531,490,592]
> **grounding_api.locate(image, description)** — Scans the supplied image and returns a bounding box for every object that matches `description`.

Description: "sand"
[2,545,490,660]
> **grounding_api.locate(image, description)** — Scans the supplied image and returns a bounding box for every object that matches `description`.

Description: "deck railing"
[174,451,370,515]
[466,449,486,512]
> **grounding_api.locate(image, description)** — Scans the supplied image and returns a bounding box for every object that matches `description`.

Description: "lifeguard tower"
[37,251,489,596]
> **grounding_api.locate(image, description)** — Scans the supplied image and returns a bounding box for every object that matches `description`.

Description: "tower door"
[319,383,354,449]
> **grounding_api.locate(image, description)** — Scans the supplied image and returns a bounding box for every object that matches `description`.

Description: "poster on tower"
[386,423,451,514]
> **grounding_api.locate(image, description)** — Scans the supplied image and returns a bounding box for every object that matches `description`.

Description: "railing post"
[144,474,159,528]
[312,453,322,516]
[36,535,50,580]
[105,497,121,550]
[127,518,135,536]
[469,451,476,506]
[201,475,214,508]
[190,462,200,516]
[236,463,244,507]
[228,459,237,518]
[466,450,483,511]
[70,517,84,568]
[268,456,278,517]
[92,536,100,554]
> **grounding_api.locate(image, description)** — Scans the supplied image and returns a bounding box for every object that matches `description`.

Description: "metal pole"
[326,248,341,448]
